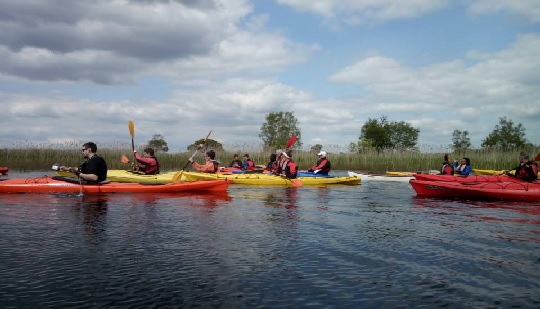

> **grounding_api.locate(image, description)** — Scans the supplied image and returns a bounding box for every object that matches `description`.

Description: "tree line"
[145,112,534,153]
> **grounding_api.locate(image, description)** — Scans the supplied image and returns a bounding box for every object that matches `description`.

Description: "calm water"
[0,171,539,308]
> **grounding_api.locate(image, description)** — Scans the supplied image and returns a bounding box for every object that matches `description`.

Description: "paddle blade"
[172,171,184,182]
[535,153,540,161]
[290,179,303,187]
[128,120,134,137]
[286,135,297,149]
[204,130,212,142]
[121,155,130,164]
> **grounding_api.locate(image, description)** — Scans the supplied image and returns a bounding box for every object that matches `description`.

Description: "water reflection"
[412,196,540,242]
[75,195,109,244]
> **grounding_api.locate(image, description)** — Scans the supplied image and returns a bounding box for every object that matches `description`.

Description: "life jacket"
[516,161,538,181]
[211,160,219,173]
[141,156,160,175]
[284,161,298,179]
[441,162,454,175]
[244,159,255,171]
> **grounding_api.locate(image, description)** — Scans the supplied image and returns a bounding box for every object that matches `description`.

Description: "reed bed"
[1,143,537,173]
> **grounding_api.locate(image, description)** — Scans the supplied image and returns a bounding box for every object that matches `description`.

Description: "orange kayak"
[0,176,230,194]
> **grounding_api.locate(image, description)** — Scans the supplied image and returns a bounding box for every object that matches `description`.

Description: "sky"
[1,0,539,153]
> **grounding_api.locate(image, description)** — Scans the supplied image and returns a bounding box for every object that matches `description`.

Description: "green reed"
[2,144,537,173]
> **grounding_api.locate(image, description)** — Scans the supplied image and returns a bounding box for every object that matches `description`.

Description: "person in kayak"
[60,142,108,183]
[228,154,243,169]
[504,152,538,182]
[307,151,331,175]
[453,157,471,176]
[280,151,298,179]
[189,149,219,173]
[243,154,256,171]
[265,153,278,173]
[134,147,160,175]
[439,154,454,175]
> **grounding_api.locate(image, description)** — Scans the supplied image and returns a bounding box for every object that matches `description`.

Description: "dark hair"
[270,153,277,161]
[444,154,449,161]
[463,157,471,165]
[83,142,97,153]
[144,147,155,156]
[519,152,529,160]
[206,150,216,160]
[244,153,250,158]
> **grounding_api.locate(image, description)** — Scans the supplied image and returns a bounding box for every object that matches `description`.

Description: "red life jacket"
[516,161,538,181]
[245,159,255,170]
[285,161,298,179]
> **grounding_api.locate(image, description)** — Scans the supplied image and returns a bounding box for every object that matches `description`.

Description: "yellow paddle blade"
[128,120,134,137]
[172,170,184,182]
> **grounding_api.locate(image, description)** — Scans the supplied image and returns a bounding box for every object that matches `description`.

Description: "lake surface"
[1,171,539,308]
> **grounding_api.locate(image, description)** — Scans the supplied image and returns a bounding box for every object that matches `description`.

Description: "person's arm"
[192,161,215,173]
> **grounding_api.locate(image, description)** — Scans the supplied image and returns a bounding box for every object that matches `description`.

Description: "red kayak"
[409,179,540,202]
[413,174,522,183]
[0,167,8,175]
[0,176,231,194]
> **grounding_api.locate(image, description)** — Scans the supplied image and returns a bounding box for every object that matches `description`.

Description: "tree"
[147,134,169,152]
[187,138,223,151]
[360,116,419,152]
[481,117,528,151]
[259,111,302,149]
[360,117,390,152]
[387,121,419,151]
[451,129,471,153]
[310,144,323,153]
[348,142,358,153]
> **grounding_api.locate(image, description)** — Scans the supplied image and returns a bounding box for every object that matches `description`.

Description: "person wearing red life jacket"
[281,151,298,179]
[505,152,538,182]
[243,153,255,171]
[273,149,284,174]
[134,147,160,175]
[307,151,331,175]
[440,154,454,175]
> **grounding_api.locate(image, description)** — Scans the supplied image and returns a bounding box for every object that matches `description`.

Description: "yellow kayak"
[178,171,360,186]
[472,169,539,177]
[55,170,189,184]
[386,171,415,176]
[472,169,505,175]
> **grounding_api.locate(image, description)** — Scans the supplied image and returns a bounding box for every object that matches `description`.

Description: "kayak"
[348,171,412,182]
[386,171,415,177]
[0,167,8,175]
[56,170,187,184]
[0,176,231,194]
[472,169,505,175]
[179,171,360,186]
[412,174,524,183]
[409,179,540,202]
[472,168,540,177]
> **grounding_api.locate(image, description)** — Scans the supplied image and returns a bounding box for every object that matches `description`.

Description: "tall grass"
[1,142,537,173]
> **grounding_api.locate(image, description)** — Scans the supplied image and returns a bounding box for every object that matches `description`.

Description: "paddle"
[172,130,212,182]
[285,134,296,150]
[128,120,136,169]
[280,135,303,187]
